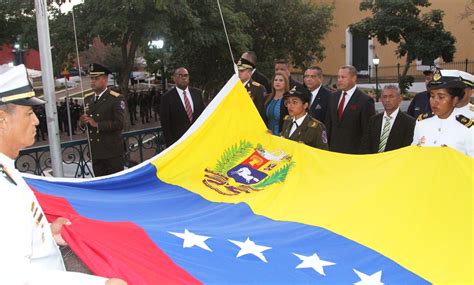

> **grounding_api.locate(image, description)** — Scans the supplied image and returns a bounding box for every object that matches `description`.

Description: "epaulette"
[455,114,473,128]
[283,115,290,120]
[110,90,121,97]
[308,118,320,128]
[84,92,94,98]
[0,164,17,186]
[417,112,434,121]
[251,81,261,87]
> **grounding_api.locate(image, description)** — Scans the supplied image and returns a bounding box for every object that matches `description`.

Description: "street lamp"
[372,55,380,101]
[149,39,166,92]
[149,39,164,50]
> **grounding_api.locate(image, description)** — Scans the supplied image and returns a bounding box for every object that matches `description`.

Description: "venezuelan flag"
[27,75,472,284]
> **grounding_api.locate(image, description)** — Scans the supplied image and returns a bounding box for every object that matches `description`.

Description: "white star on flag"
[168,229,212,252]
[293,252,336,276]
[228,237,272,263]
[353,269,384,285]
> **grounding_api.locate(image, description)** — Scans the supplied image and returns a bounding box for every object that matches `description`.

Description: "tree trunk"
[401,53,412,79]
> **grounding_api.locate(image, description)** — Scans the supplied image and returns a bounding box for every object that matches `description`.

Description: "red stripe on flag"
[33,189,201,285]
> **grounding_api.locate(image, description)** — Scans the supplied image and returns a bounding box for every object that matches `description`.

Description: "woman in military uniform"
[412,70,473,157]
[280,86,328,150]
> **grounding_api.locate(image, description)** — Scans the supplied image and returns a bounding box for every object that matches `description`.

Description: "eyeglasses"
[303,75,319,79]
[177,74,189,78]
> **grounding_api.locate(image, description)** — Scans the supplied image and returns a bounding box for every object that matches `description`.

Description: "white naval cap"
[0,64,45,106]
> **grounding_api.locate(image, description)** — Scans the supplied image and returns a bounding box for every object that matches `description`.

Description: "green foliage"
[253,161,295,189]
[350,0,456,78]
[398,75,414,94]
[165,0,252,93]
[234,0,334,75]
[1,1,334,95]
[214,140,253,174]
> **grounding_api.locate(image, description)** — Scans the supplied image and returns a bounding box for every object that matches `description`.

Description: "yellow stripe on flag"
[152,75,473,284]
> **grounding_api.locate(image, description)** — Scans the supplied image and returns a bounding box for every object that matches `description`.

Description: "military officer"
[412,70,473,157]
[0,64,126,284]
[237,58,266,120]
[80,63,126,177]
[452,69,474,119]
[281,86,328,150]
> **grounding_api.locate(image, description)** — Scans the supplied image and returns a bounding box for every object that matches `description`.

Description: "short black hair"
[275,58,289,65]
[444,87,466,100]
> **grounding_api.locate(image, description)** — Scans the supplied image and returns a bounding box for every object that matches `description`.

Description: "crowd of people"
[231,51,473,157]
[1,49,473,283]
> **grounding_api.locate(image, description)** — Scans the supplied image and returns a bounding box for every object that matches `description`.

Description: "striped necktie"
[378,115,392,153]
[183,90,193,122]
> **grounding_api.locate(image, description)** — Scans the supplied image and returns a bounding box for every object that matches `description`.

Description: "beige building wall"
[313,0,474,77]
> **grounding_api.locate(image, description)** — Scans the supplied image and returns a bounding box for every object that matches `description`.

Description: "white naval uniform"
[412,113,474,157]
[453,103,474,120]
[0,152,107,285]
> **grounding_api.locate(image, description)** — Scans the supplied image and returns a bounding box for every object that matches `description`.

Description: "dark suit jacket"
[360,111,416,154]
[289,77,304,89]
[251,69,271,94]
[325,88,375,154]
[159,86,205,147]
[308,86,331,123]
[84,89,125,159]
[407,90,431,119]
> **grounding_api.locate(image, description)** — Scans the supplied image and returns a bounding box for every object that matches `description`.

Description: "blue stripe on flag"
[27,164,429,284]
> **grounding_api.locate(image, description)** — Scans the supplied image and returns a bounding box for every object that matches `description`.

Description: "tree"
[234,0,334,76]
[69,0,176,96]
[350,0,456,81]
[164,0,252,94]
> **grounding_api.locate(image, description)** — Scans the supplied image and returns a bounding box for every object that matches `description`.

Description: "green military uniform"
[281,114,328,150]
[84,88,126,176]
[244,79,266,119]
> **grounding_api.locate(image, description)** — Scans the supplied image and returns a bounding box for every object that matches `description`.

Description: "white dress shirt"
[0,152,107,284]
[289,114,308,137]
[453,103,474,120]
[337,85,357,111]
[379,108,400,140]
[412,112,474,157]
[176,87,194,112]
[310,86,322,106]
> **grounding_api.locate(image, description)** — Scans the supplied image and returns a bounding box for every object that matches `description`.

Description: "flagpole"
[216,0,238,74]
[35,0,64,177]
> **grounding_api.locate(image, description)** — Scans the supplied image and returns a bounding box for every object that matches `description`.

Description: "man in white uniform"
[412,69,473,157]
[0,64,126,285]
[453,70,474,119]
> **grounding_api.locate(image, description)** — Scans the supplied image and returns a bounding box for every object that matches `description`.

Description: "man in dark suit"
[241,51,271,94]
[303,66,331,123]
[80,63,126,177]
[407,69,434,118]
[360,85,415,153]
[274,58,304,90]
[237,58,266,120]
[159,67,205,147]
[325,65,375,154]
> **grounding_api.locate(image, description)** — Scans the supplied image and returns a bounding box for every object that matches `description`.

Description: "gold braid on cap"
[1,91,35,103]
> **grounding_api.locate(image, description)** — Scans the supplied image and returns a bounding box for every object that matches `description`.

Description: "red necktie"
[183,90,193,122]
[337,91,347,120]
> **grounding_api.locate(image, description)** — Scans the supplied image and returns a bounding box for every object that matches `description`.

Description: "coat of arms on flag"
[203,140,294,195]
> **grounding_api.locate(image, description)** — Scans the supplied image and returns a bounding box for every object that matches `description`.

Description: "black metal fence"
[16,127,166,178]
[359,59,474,84]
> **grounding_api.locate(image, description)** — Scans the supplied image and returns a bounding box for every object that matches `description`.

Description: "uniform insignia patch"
[455,114,473,128]
[120,100,126,110]
[202,140,294,196]
[283,115,290,120]
[321,130,328,144]
[417,112,434,121]
[309,121,318,128]
[0,163,17,186]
